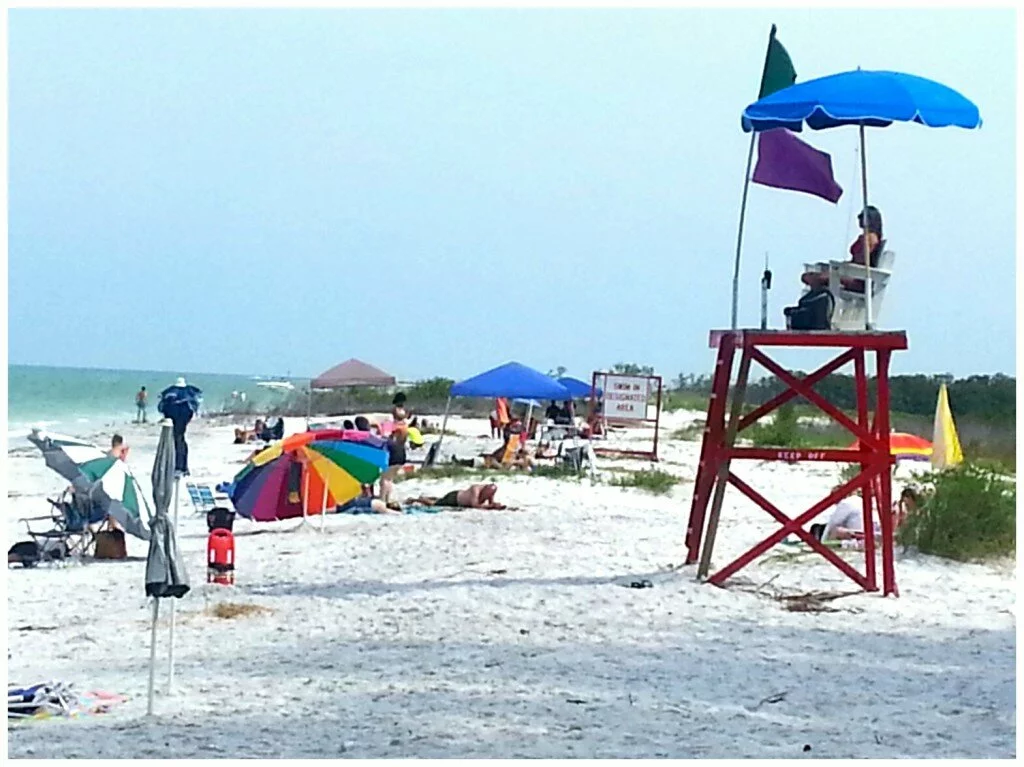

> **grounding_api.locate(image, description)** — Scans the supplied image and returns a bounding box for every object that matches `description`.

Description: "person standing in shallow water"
[135,386,148,423]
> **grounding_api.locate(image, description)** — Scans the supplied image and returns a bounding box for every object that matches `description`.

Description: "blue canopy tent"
[450,362,571,400]
[741,69,981,328]
[557,376,603,400]
[434,362,573,461]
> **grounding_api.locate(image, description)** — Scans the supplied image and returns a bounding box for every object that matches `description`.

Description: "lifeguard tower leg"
[854,349,877,591]
[685,334,737,563]
[697,349,752,579]
[875,349,898,596]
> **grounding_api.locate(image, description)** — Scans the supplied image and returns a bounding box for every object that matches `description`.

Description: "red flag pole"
[731,25,779,330]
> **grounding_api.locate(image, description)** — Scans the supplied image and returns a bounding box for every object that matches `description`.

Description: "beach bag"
[8,541,41,567]
[785,287,834,331]
[206,507,235,533]
[94,528,126,560]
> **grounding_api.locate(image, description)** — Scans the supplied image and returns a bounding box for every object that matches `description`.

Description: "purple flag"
[752,128,843,203]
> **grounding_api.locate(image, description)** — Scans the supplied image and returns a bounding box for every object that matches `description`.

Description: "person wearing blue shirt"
[158,377,202,475]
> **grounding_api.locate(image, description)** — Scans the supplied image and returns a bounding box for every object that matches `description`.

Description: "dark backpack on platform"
[784,287,835,331]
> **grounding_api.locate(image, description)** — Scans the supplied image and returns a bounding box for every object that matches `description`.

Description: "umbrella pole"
[167,477,180,694]
[320,476,329,532]
[859,123,873,330]
[146,598,160,716]
[434,395,453,463]
[302,464,310,530]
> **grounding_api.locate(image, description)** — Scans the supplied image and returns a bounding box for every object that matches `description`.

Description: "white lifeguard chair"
[802,246,896,330]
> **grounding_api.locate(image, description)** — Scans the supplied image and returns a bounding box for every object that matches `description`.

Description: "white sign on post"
[603,376,649,421]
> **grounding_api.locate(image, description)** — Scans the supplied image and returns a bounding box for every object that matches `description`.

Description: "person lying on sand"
[336,496,403,515]
[406,483,508,510]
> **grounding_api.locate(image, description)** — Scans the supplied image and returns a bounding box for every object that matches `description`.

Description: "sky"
[7,8,1019,382]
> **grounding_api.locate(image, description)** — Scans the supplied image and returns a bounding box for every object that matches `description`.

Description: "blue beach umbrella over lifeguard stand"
[741,69,982,328]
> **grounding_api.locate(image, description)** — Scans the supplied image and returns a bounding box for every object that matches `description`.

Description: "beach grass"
[394,464,485,483]
[609,468,680,495]
[531,463,584,481]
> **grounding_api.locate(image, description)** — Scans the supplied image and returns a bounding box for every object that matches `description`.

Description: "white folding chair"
[802,248,896,330]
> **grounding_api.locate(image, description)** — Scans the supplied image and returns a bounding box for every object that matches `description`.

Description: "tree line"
[670,371,1014,422]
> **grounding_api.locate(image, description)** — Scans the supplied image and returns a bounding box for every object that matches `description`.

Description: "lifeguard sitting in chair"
[786,205,896,331]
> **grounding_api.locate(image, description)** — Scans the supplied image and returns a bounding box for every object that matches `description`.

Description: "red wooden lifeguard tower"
[685,329,907,597]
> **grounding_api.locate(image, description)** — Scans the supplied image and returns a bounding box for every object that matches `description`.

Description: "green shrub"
[898,463,1016,561]
[609,468,680,495]
[744,402,843,449]
[746,401,800,446]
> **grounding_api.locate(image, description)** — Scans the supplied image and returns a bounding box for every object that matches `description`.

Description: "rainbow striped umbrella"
[230,430,388,522]
[850,432,932,462]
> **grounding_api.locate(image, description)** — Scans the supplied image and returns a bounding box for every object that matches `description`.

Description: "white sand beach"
[5,414,1015,758]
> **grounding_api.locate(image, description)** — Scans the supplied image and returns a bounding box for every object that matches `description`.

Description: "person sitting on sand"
[262,418,284,441]
[407,483,508,510]
[233,419,265,445]
[354,415,372,433]
[895,486,921,528]
[483,445,533,471]
[337,495,403,515]
[821,485,917,543]
[343,419,355,430]
[450,433,534,471]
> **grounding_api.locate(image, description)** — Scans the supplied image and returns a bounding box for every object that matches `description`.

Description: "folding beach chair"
[186,483,217,513]
[19,491,104,563]
[8,682,75,720]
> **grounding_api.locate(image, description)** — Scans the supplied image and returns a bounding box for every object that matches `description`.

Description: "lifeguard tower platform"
[685,328,908,597]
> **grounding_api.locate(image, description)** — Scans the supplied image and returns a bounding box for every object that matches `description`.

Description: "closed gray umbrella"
[146,419,190,716]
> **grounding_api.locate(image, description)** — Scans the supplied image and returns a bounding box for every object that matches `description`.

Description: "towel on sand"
[9,682,125,721]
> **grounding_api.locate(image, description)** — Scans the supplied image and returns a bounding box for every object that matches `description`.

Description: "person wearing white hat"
[158,377,203,476]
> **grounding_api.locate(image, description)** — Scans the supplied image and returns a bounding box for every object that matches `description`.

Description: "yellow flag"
[931,383,964,469]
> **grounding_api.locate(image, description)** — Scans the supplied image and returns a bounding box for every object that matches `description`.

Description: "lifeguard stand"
[685,329,907,597]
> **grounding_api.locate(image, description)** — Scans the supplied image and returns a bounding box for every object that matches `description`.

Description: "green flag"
[758,25,796,98]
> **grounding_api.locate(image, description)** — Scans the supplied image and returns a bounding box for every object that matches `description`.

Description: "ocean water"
[7,365,302,443]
